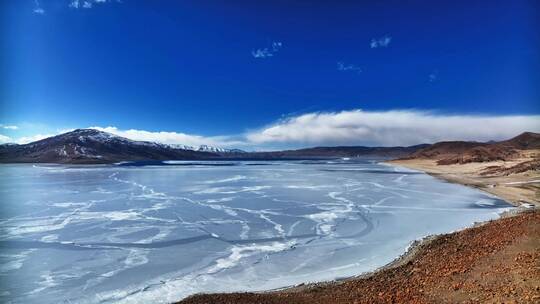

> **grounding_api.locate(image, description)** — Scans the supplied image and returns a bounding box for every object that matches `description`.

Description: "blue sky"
[1,0,539,149]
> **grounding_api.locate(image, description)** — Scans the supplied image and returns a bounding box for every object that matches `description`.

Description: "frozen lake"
[0,160,513,303]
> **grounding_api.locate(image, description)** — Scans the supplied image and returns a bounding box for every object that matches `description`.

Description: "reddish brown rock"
[179,211,540,304]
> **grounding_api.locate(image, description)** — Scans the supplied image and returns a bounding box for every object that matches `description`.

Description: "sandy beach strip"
[388,158,539,206]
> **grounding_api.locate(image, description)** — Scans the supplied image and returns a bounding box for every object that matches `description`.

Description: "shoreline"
[179,161,539,303]
[387,158,539,207]
[180,211,539,304]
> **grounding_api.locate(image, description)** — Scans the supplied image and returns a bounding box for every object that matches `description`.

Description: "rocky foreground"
[180,210,539,304]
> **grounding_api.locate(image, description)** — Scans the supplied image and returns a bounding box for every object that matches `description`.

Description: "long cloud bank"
[246,110,540,147]
[92,111,540,148]
[2,110,539,148]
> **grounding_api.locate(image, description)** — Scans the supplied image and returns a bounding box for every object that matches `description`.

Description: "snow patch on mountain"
[166,144,244,153]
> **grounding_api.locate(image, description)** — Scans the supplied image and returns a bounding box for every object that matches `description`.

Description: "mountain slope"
[495,132,540,150]
[0,129,217,164]
[406,132,540,165]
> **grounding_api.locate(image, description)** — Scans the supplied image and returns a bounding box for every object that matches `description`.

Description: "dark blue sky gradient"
[1,0,539,136]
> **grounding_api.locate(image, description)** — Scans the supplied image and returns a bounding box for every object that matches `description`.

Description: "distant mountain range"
[233,144,430,159]
[1,129,537,164]
[0,129,429,164]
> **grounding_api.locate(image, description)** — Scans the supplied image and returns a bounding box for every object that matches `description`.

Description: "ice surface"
[0,160,513,303]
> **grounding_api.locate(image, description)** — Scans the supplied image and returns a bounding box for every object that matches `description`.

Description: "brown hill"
[408,141,487,160]
[496,131,540,150]
[406,132,540,165]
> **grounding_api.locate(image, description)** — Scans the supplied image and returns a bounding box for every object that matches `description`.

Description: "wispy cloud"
[429,70,438,82]
[252,49,273,58]
[69,0,118,10]
[89,126,245,149]
[246,110,540,147]
[0,124,18,130]
[252,41,283,58]
[15,134,56,144]
[337,62,362,74]
[9,110,540,148]
[32,0,119,13]
[0,134,13,144]
[370,35,392,48]
[69,0,88,9]
[7,126,244,148]
[33,0,45,14]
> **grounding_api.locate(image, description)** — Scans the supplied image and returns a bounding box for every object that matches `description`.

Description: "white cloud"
[69,0,81,8]
[89,126,244,148]
[252,41,282,59]
[31,0,117,13]
[0,125,18,130]
[8,110,540,149]
[370,35,392,48]
[252,49,273,58]
[16,134,56,144]
[69,0,93,9]
[429,71,438,82]
[246,110,540,147]
[337,62,362,74]
[69,0,117,9]
[0,134,13,144]
[33,0,45,14]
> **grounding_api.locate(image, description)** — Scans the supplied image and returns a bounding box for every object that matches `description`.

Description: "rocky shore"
[180,152,539,304]
[180,210,539,304]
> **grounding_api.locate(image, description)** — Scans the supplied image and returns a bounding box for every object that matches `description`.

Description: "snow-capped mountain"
[198,145,228,153]
[166,144,198,151]
[0,129,220,164]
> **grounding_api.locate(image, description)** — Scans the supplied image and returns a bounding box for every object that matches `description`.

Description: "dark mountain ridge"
[6,129,535,165]
[0,129,217,164]
[240,144,430,159]
[0,129,430,164]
